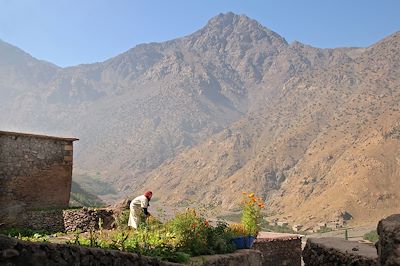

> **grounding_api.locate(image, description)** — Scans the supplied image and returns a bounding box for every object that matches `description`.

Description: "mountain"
[138,32,400,226]
[0,13,351,194]
[1,13,398,225]
[0,39,58,105]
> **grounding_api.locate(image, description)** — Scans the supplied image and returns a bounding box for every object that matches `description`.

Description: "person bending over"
[128,191,152,229]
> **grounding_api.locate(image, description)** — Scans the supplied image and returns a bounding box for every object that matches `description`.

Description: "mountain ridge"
[0,13,398,225]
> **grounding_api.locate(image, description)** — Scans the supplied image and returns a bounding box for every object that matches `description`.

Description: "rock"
[377,214,400,265]
[1,248,20,258]
[111,199,131,213]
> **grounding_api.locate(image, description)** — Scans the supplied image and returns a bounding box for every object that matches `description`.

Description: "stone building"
[0,131,78,227]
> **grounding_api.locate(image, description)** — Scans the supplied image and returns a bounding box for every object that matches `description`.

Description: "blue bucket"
[232,235,256,249]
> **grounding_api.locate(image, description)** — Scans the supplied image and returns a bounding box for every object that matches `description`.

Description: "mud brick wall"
[252,233,302,266]
[376,214,400,265]
[0,131,77,228]
[302,237,378,265]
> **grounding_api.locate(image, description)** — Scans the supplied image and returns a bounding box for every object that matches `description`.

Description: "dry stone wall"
[376,214,400,265]
[0,235,180,266]
[252,232,302,266]
[0,131,77,228]
[0,235,262,266]
[303,214,400,265]
[302,237,378,265]
[15,208,115,233]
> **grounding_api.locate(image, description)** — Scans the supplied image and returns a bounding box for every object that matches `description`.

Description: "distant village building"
[0,131,78,226]
[326,221,341,230]
[292,224,303,232]
[277,221,289,227]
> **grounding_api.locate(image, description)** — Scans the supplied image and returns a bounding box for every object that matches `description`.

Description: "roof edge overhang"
[0,130,79,142]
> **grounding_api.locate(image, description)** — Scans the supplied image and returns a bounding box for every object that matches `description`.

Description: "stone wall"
[0,235,179,266]
[0,235,262,266]
[302,237,378,265]
[0,131,77,228]
[376,214,400,265]
[20,210,65,233]
[62,208,115,232]
[190,250,261,266]
[14,208,115,233]
[303,214,400,265]
[252,232,302,266]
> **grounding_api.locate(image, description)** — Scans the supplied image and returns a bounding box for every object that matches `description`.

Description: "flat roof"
[0,130,79,142]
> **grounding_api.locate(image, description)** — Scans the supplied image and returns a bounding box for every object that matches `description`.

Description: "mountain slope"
[1,13,395,226]
[0,13,356,201]
[138,32,400,226]
[0,40,59,106]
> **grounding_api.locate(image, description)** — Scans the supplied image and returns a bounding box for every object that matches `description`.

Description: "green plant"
[363,230,379,243]
[115,210,130,230]
[241,192,265,236]
[20,233,49,243]
[317,226,332,234]
[0,228,50,243]
[205,220,235,254]
[166,209,209,256]
[110,230,131,251]
[229,223,247,237]
[166,209,235,256]
[88,228,99,247]
[10,207,238,263]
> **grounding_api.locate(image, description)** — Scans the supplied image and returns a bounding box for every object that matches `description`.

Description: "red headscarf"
[144,191,153,198]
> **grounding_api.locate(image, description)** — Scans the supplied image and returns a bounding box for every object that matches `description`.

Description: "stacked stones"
[302,237,378,265]
[63,208,114,232]
[252,232,302,266]
[0,235,179,266]
[376,214,400,265]
[21,210,65,232]
[15,208,115,233]
[303,214,400,265]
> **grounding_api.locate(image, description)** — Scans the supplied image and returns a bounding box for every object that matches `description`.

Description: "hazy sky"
[1,0,399,67]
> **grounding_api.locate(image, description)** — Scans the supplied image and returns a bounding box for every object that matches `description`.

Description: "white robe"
[128,195,149,229]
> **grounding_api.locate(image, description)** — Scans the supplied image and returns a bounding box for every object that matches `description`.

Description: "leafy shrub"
[363,230,379,243]
[166,209,210,256]
[166,209,235,256]
[115,210,130,230]
[9,208,236,263]
[205,220,235,254]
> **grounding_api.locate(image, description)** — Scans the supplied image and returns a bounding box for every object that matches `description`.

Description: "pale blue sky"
[0,0,399,67]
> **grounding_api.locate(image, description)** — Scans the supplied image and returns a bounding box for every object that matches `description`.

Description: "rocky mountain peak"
[185,12,287,51]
